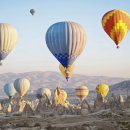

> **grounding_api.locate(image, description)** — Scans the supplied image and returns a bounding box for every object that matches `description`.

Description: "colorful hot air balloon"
[75,86,89,101]
[4,83,16,99]
[59,64,75,81]
[30,9,35,15]
[46,21,86,76]
[14,78,30,98]
[96,83,109,98]
[102,9,130,48]
[0,23,18,65]
[37,87,51,99]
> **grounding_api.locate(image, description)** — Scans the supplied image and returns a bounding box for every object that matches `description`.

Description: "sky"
[0,0,130,78]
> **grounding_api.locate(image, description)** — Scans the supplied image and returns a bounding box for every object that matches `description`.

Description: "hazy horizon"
[0,70,129,79]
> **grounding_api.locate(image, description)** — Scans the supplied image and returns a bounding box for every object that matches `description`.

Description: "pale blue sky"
[0,0,130,78]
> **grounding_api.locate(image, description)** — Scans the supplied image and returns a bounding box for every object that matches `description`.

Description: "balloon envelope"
[37,87,51,98]
[75,86,89,101]
[4,83,16,98]
[102,9,130,48]
[0,23,18,64]
[14,78,30,97]
[96,83,109,97]
[59,64,75,80]
[30,9,35,15]
[54,88,67,103]
[45,21,86,68]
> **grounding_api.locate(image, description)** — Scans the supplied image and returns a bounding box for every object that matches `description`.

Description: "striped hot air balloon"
[45,21,86,76]
[0,23,18,65]
[102,9,130,48]
[75,86,89,101]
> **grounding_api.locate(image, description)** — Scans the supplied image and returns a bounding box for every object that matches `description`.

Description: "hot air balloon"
[46,21,86,76]
[14,78,30,98]
[96,83,109,98]
[36,87,51,99]
[59,64,75,81]
[30,9,35,15]
[75,86,89,102]
[0,23,18,65]
[102,9,130,48]
[54,87,67,105]
[4,83,16,99]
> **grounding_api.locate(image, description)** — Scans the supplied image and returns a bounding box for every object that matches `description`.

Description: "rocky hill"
[109,80,130,97]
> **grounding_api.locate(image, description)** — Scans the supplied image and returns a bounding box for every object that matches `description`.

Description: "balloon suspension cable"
[117,45,119,49]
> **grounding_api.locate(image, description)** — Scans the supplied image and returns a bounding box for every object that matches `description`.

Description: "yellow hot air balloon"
[14,78,30,98]
[96,84,109,97]
[0,23,18,65]
[59,64,75,81]
[75,86,89,101]
[54,87,67,105]
[43,88,51,97]
[102,9,130,48]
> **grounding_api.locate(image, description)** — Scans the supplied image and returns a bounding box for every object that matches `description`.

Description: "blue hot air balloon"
[4,83,16,99]
[30,9,36,16]
[45,21,86,76]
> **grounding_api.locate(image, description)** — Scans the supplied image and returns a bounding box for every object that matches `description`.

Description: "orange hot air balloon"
[75,86,89,101]
[102,9,130,48]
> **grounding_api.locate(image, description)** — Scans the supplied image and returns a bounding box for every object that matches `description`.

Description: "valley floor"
[0,109,130,130]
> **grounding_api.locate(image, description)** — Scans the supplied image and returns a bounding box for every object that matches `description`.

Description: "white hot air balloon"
[37,87,51,99]
[0,23,18,65]
[14,78,30,98]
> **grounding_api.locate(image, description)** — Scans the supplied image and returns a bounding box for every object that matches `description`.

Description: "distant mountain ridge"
[109,80,130,97]
[0,71,129,98]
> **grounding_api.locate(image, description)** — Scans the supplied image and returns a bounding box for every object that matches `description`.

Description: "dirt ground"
[0,110,130,130]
